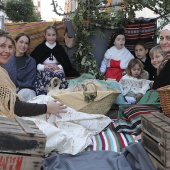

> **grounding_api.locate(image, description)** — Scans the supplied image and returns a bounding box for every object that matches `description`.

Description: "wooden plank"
[28,129,46,138]
[148,152,170,170]
[0,117,16,122]
[142,133,170,167]
[0,128,26,135]
[0,120,18,126]
[142,114,170,148]
[0,126,45,138]
[0,124,21,129]
[25,119,37,125]
[153,112,170,125]
[0,153,42,170]
[15,117,35,135]
[0,133,46,156]
[142,117,166,147]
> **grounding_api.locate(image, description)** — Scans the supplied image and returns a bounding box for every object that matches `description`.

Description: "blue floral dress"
[35,69,68,95]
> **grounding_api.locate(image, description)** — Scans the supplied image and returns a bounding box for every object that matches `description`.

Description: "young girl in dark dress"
[31,25,79,95]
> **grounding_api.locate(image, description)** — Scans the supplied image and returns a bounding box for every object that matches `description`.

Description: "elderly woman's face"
[0,36,14,66]
[160,30,170,53]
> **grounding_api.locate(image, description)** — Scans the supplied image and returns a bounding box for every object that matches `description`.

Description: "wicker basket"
[52,88,120,115]
[157,85,170,117]
[79,91,119,114]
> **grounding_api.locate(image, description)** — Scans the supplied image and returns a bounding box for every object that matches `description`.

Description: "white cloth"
[125,96,136,104]
[161,23,170,31]
[100,46,134,73]
[119,74,150,96]
[45,41,56,49]
[23,95,111,155]
[17,88,36,102]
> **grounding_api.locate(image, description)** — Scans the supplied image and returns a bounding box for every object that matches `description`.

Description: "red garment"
[105,59,124,82]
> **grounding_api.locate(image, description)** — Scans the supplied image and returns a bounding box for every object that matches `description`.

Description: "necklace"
[49,53,54,61]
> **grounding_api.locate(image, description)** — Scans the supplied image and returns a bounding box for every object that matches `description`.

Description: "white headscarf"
[161,23,170,31]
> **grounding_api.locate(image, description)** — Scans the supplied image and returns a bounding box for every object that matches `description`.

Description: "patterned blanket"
[113,105,159,135]
[86,122,139,152]
[6,21,65,54]
[125,18,157,52]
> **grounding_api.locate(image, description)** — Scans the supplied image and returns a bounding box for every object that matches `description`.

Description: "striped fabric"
[125,18,157,52]
[86,124,137,152]
[6,21,65,54]
[112,105,159,134]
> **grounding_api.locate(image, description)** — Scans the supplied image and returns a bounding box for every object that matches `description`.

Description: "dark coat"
[31,41,79,77]
[138,56,156,80]
[152,59,170,89]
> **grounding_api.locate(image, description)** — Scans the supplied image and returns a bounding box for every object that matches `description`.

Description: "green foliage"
[5,0,40,22]
[26,11,41,22]
[65,0,170,78]
[70,0,126,78]
[0,1,5,11]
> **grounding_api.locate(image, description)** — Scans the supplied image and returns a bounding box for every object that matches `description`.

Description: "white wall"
[40,0,65,21]
[135,7,158,18]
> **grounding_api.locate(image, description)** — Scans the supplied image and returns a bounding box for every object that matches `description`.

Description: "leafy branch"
[52,0,170,78]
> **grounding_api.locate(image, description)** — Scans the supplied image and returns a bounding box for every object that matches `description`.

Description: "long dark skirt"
[35,70,68,95]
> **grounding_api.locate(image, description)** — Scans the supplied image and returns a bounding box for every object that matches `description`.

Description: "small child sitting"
[100,29,134,82]
[119,59,150,104]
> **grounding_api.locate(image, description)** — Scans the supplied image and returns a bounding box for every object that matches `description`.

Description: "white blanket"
[23,95,111,155]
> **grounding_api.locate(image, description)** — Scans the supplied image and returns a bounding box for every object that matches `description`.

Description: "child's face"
[45,28,57,44]
[150,52,164,69]
[135,45,148,60]
[131,64,141,78]
[114,34,125,50]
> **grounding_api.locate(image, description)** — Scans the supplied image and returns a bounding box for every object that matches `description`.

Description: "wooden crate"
[0,117,46,170]
[141,112,170,170]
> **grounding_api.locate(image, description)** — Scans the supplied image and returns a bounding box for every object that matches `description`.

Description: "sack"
[47,77,61,96]
[64,32,75,48]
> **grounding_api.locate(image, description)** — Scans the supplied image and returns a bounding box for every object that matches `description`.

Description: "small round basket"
[157,85,170,117]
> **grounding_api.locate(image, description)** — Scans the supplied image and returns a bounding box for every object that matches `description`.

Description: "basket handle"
[83,82,97,103]
[50,77,61,89]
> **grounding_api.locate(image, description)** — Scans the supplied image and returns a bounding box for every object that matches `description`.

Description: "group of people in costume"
[1,21,170,157]
[3,25,79,101]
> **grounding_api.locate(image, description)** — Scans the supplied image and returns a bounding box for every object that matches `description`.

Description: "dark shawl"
[139,55,156,80]
[31,41,79,77]
[152,54,170,89]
